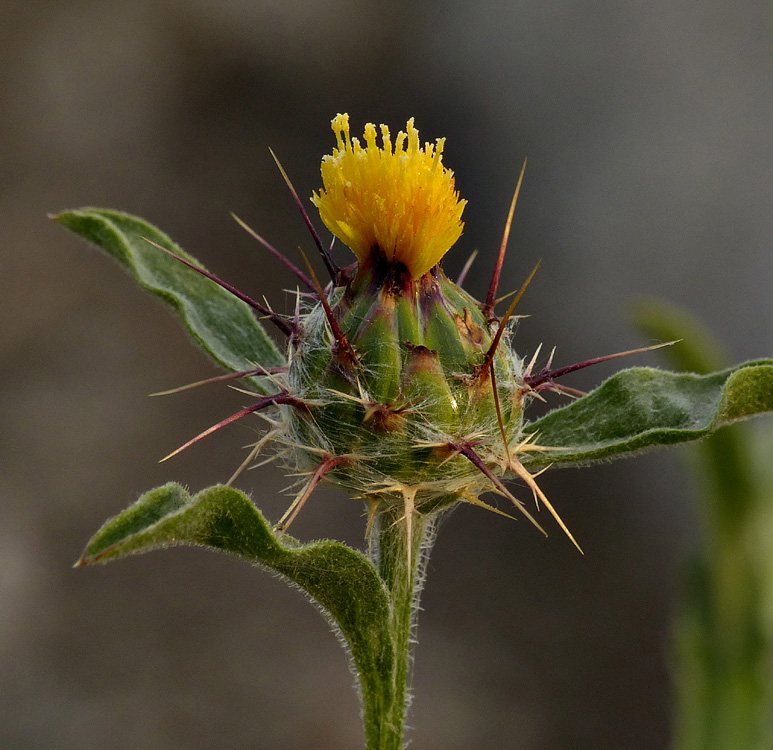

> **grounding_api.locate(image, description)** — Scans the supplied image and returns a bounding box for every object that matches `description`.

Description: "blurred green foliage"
[633,299,773,750]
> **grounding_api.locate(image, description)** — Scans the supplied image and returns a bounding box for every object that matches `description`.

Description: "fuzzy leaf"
[54,208,285,392]
[523,361,773,467]
[631,302,761,526]
[78,483,393,729]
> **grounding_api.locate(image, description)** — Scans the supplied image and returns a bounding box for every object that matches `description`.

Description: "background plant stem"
[633,300,773,749]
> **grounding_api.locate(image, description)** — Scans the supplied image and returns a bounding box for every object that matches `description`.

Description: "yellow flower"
[312,113,466,279]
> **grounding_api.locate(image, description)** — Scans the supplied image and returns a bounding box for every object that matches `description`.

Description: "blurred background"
[1,1,771,748]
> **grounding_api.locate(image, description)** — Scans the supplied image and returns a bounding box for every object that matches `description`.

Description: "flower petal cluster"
[312,113,466,279]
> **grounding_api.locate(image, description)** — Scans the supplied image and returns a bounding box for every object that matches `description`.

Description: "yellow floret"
[311,113,466,279]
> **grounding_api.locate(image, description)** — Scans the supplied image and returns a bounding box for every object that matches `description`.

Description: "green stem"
[362,506,434,750]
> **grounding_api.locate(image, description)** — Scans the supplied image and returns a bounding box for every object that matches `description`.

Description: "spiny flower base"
[160,233,577,551]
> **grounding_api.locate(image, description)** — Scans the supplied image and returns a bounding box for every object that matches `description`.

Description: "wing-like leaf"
[78,483,393,739]
[54,209,285,392]
[523,361,773,467]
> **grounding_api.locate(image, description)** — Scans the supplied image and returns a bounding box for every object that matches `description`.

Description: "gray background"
[1,1,771,748]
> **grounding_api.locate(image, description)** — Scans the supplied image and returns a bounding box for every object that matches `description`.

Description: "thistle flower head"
[312,113,466,279]
[131,114,585,552]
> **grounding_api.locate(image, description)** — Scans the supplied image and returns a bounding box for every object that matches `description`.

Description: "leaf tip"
[50,210,84,230]
[49,211,73,226]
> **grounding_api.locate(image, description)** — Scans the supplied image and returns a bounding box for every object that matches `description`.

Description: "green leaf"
[54,209,285,392]
[523,361,773,467]
[78,483,394,742]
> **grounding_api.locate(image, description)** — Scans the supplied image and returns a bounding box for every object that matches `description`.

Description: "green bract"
[281,264,525,516]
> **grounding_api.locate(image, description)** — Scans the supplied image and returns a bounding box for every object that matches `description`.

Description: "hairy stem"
[363,506,434,750]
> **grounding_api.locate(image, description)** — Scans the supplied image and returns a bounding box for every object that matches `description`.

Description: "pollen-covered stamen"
[160,391,306,462]
[312,113,466,279]
[142,237,299,339]
[484,159,527,319]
